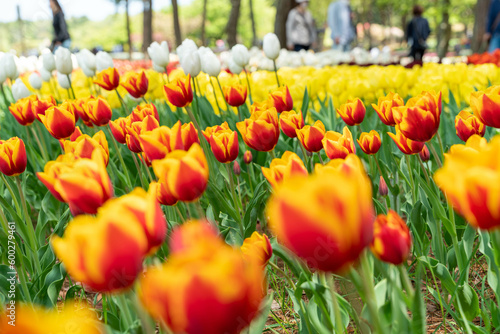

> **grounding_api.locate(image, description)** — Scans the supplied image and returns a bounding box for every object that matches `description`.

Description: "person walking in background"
[50,0,71,51]
[406,5,430,62]
[485,0,500,52]
[286,0,317,52]
[327,0,355,51]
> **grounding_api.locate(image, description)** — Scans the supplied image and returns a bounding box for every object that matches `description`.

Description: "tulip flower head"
[94,67,120,91]
[379,175,388,196]
[148,41,170,68]
[263,33,281,60]
[241,232,273,266]
[121,70,149,99]
[208,126,239,163]
[268,86,293,113]
[280,109,304,138]
[163,74,193,108]
[39,105,76,140]
[314,154,365,176]
[455,109,486,142]
[357,130,382,155]
[419,144,430,161]
[109,117,130,144]
[139,126,176,162]
[236,107,280,152]
[244,150,253,164]
[223,84,247,107]
[337,98,366,126]
[32,95,56,122]
[84,96,113,126]
[170,120,200,151]
[388,127,425,155]
[203,122,230,141]
[63,131,109,165]
[322,126,356,159]
[0,137,27,177]
[125,116,160,153]
[296,120,326,152]
[9,96,36,126]
[470,85,500,128]
[262,151,308,188]
[371,92,404,126]
[130,103,160,123]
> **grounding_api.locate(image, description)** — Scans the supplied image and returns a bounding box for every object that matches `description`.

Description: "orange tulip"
[171,121,199,151]
[314,154,365,176]
[337,98,366,126]
[63,131,109,165]
[370,210,412,265]
[139,126,176,162]
[470,85,500,128]
[39,105,76,140]
[68,125,83,141]
[156,177,179,206]
[0,137,27,177]
[94,67,121,91]
[37,154,76,202]
[8,96,36,126]
[455,109,486,142]
[130,103,159,123]
[121,70,149,98]
[267,161,374,272]
[51,208,147,292]
[208,127,239,163]
[244,150,253,164]
[267,85,293,113]
[279,109,304,138]
[32,95,56,122]
[69,97,93,127]
[357,130,382,155]
[139,220,264,334]
[126,116,160,153]
[371,92,404,126]
[250,100,270,113]
[163,74,193,107]
[152,143,209,202]
[296,120,326,152]
[322,126,356,159]
[109,117,129,144]
[203,122,231,141]
[241,232,273,266]
[393,91,442,142]
[236,107,280,152]
[261,151,308,188]
[84,96,113,126]
[224,84,247,107]
[388,128,425,155]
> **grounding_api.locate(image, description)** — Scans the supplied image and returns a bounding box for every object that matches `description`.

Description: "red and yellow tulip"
[261,151,308,188]
[121,70,149,99]
[470,85,500,128]
[241,231,273,266]
[62,131,109,165]
[279,109,304,138]
[322,126,356,159]
[8,96,36,126]
[455,109,486,142]
[236,107,280,152]
[208,126,239,163]
[0,137,27,177]
[337,98,366,126]
[224,84,247,107]
[39,105,76,140]
[267,85,293,113]
[163,74,193,107]
[296,120,326,152]
[371,92,404,126]
[357,130,382,155]
[388,128,425,155]
[84,96,113,126]
[94,67,121,91]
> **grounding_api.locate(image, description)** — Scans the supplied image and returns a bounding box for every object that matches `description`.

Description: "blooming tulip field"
[1,36,500,333]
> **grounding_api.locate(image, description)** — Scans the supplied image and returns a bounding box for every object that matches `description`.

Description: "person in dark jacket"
[50,0,71,51]
[406,5,430,61]
[485,0,500,52]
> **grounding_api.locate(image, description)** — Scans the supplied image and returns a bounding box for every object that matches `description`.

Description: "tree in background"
[227,0,242,47]
[143,0,153,53]
[201,0,208,44]
[472,0,491,52]
[172,0,183,46]
[274,0,294,47]
[249,0,258,46]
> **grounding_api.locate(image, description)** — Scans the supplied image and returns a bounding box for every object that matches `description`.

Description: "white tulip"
[176,39,198,63]
[148,41,170,67]
[57,71,71,89]
[198,46,212,58]
[152,62,166,73]
[231,44,250,67]
[12,80,31,101]
[228,58,243,75]
[201,52,221,77]
[55,47,73,75]
[42,49,56,72]
[3,53,19,80]
[263,33,281,60]
[96,51,114,72]
[29,72,42,90]
[80,49,96,71]
[180,51,201,77]
[76,51,95,77]
[40,67,52,82]
[0,55,6,84]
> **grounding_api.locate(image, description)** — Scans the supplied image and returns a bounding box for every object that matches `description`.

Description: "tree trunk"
[437,0,451,59]
[226,0,242,47]
[142,0,153,53]
[201,0,208,45]
[472,0,491,53]
[274,0,294,47]
[172,0,182,47]
[125,0,132,58]
[249,0,258,46]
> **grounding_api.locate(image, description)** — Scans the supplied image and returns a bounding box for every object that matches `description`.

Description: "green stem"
[417,155,431,186]
[273,60,281,87]
[436,131,445,159]
[103,294,108,324]
[67,74,76,99]
[107,126,132,192]
[428,141,442,168]
[131,152,146,189]
[226,163,243,237]
[268,261,295,289]
[209,78,223,115]
[299,142,310,172]
[216,76,232,112]
[116,89,130,115]
[116,293,134,330]
[30,126,49,162]
[398,265,415,299]
[269,149,276,160]
[405,155,417,205]
[316,152,324,165]
[326,273,345,334]
[359,251,385,333]
[243,69,253,104]
[1,174,22,215]
[142,97,148,104]
[247,162,255,195]
[174,205,186,222]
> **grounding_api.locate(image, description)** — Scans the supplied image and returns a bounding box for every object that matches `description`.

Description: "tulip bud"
[379,176,388,196]
[40,66,52,82]
[96,51,114,72]
[263,33,281,60]
[180,51,201,77]
[419,144,430,161]
[148,41,170,67]
[176,38,198,64]
[55,47,73,75]
[2,53,19,80]
[57,72,71,90]
[0,137,27,177]
[28,72,42,90]
[42,48,56,72]
[228,58,243,75]
[11,80,31,101]
[233,160,241,175]
[244,150,253,164]
[201,51,221,77]
[231,44,250,67]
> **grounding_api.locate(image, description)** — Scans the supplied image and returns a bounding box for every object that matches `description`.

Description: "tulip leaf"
[411,263,426,334]
[33,262,66,307]
[301,87,310,122]
[243,180,268,238]
[248,292,273,334]
[456,283,480,321]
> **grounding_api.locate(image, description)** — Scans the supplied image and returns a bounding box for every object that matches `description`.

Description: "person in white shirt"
[286,0,317,51]
[327,0,356,51]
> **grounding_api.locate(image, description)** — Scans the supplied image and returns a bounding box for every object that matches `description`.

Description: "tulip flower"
[371,92,404,126]
[232,44,250,67]
[121,70,149,99]
[337,98,366,126]
[357,130,382,155]
[37,154,76,202]
[233,160,241,175]
[40,67,52,82]
[201,51,221,77]
[455,109,486,142]
[244,150,253,164]
[156,177,179,206]
[139,126,176,162]
[163,74,193,108]
[32,96,56,122]
[314,154,365,176]
[94,67,120,91]
[388,128,425,155]
[84,96,113,126]
[152,143,209,202]
[251,100,270,113]
[171,121,200,151]
[169,219,221,253]
[470,85,500,128]
[29,72,42,90]
[11,80,31,101]
[139,220,264,334]
[263,33,281,60]
[208,127,239,163]
[236,107,280,152]
[203,122,231,141]
[39,105,76,140]
[2,53,18,80]
[126,116,160,153]
[96,51,114,72]
[57,72,71,89]
[262,151,308,188]
[296,120,326,153]
[370,210,412,265]
[109,117,129,144]
[77,49,96,77]
[0,137,27,177]
[379,176,388,196]
[55,47,73,75]
[279,109,304,138]
[42,49,56,72]
[63,131,109,165]
[148,41,170,68]
[8,96,36,125]
[224,85,247,107]
[228,58,243,75]
[241,232,273,266]
[180,51,201,77]
[69,97,92,126]
[322,126,356,159]
[268,86,293,113]
[130,103,159,123]
[51,211,147,292]
[434,135,500,230]
[393,91,442,142]
[267,162,375,272]
[419,144,430,161]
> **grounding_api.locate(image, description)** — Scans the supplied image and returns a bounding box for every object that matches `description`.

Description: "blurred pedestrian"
[406,5,430,61]
[485,0,500,52]
[50,0,71,52]
[327,0,356,51]
[286,0,317,52]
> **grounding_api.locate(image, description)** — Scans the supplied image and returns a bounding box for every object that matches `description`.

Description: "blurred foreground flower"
[262,151,308,188]
[0,137,27,176]
[470,85,500,128]
[241,231,273,266]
